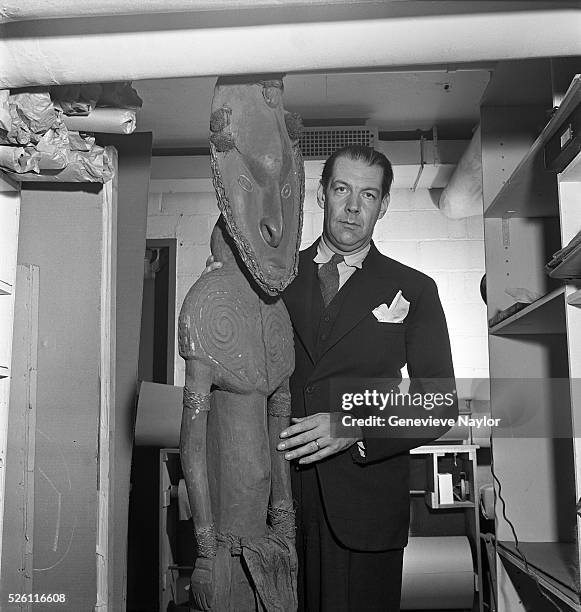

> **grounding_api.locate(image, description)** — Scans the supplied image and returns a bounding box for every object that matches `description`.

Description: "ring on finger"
[313,439,320,451]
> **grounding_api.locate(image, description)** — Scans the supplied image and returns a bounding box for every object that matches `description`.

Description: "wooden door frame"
[96,149,118,611]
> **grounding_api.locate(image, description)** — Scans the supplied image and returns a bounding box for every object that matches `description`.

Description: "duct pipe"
[1,11,580,88]
[437,125,482,219]
[5,0,386,23]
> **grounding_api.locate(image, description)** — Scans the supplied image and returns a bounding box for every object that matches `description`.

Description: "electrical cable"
[490,431,565,612]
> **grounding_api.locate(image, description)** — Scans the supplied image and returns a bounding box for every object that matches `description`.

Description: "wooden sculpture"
[178,75,304,611]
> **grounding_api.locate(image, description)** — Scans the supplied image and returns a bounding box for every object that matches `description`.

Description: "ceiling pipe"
[437,125,482,219]
[3,0,386,23]
[1,10,579,88]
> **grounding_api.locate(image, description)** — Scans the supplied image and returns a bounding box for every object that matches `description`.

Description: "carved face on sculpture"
[209,76,304,296]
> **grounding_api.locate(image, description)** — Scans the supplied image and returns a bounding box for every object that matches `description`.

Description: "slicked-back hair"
[320,145,394,200]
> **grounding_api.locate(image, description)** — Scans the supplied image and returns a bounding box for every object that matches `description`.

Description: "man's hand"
[201,254,223,276]
[277,412,362,464]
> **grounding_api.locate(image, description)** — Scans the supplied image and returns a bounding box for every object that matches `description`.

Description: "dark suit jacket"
[282,240,457,551]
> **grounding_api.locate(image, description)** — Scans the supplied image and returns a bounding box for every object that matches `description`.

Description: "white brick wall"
[147,184,488,385]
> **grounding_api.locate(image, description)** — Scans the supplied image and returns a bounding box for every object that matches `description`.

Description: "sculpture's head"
[209,75,304,296]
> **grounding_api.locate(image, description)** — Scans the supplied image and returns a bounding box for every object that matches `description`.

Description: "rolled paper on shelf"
[63,108,137,134]
[401,536,474,610]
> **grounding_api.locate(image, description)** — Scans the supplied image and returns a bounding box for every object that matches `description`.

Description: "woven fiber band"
[196,523,217,558]
[183,387,211,413]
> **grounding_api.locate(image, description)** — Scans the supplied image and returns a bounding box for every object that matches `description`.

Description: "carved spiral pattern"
[261,306,293,375]
[197,289,247,367]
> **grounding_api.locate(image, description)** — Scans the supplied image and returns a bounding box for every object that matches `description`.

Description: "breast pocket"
[342,316,407,373]
[375,322,406,334]
[372,319,407,365]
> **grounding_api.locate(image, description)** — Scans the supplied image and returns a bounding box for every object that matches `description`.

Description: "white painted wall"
[147,185,488,387]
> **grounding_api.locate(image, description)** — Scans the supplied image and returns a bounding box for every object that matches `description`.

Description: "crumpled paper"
[0,90,11,133]
[35,126,70,170]
[0,145,39,173]
[68,131,96,152]
[51,83,102,116]
[0,87,127,182]
[0,90,63,146]
[5,144,114,183]
[99,82,142,110]
[51,81,142,115]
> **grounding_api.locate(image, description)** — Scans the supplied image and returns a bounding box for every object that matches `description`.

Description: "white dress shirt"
[313,236,370,456]
[313,236,370,291]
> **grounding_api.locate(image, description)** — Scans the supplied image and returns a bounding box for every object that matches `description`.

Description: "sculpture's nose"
[260,216,283,248]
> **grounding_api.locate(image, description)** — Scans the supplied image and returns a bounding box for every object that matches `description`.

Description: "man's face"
[318,156,389,253]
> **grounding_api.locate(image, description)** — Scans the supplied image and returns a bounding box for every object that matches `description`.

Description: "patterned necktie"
[318,253,344,307]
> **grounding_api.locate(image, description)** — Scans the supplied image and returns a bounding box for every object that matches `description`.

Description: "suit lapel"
[284,242,318,364]
[317,243,400,359]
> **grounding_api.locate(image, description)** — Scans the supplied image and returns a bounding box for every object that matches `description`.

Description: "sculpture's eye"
[281,183,291,198]
[262,85,281,108]
[238,174,253,192]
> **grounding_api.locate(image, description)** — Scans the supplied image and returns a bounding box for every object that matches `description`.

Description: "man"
[278,145,456,611]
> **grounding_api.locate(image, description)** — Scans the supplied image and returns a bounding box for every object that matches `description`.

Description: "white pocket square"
[372,290,410,323]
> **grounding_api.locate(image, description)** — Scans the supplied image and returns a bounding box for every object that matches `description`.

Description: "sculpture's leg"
[231,559,259,611]
[267,379,295,538]
[267,379,298,611]
[206,390,273,610]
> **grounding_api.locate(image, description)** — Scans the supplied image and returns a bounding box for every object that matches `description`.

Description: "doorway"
[128,238,176,612]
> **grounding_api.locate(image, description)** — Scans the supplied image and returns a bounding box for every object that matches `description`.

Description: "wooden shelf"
[489,287,566,335]
[498,541,580,610]
[0,279,12,295]
[426,498,475,510]
[485,75,581,219]
[484,150,558,218]
[549,245,581,281]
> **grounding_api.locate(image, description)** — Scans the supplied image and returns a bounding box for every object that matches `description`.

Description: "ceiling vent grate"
[299,126,378,159]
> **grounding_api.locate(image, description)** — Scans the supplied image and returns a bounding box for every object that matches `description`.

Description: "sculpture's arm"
[180,358,215,611]
[267,378,295,540]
